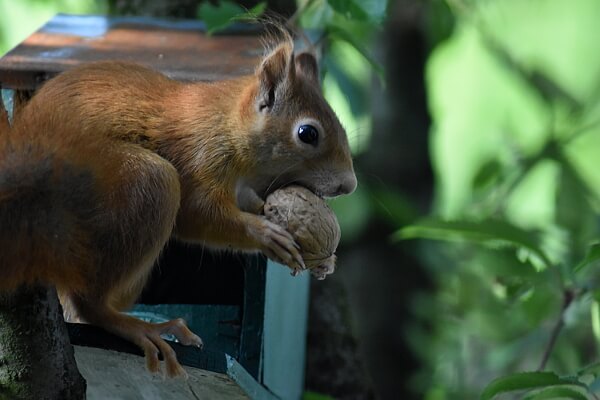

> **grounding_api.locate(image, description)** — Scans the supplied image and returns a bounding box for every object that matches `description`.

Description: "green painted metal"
[226,355,279,400]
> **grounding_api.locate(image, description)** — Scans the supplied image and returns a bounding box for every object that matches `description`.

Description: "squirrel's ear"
[295,52,319,86]
[257,43,294,113]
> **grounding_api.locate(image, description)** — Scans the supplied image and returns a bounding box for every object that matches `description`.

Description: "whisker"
[358,171,386,186]
[347,126,367,136]
[345,124,370,139]
[264,160,303,195]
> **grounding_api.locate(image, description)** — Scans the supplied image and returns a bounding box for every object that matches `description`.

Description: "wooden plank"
[0,14,263,90]
[74,346,250,400]
[67,322,229,373]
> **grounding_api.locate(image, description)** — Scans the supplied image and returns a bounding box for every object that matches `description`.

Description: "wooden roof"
[0,14,264,90]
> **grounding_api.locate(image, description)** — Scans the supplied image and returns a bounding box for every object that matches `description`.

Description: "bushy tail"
[0,131,92,292]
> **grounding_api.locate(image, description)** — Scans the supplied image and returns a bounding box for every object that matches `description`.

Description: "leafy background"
[408,1,600,398]
[2,0,600,399]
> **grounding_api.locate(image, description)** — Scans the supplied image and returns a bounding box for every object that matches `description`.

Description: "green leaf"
[328,0,388,23]
[555,154,597,255]
[357,0,388,23]
[592,301,600,344]
[480,372,582,400]
[250,2,267,14]
[577,361,600,378]
[303,391,335,400]
[323,53,368,117]
[327,0,370,21]
[327,24,385,85]
[522,386,588,400]
[198,1,242,34]
[396,218,552,269]
[298,0,335,30]
[589,376,600,393]
[197,1,265,35]
[574,243,600,273]
[483,33,582,110]
[473,159,502,190]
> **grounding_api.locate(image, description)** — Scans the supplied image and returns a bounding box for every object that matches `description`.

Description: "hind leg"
[60,144,201,377]
[69,293,202,377]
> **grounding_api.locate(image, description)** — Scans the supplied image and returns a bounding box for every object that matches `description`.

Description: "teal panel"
[132,304,240,358]
[262,262,310,400]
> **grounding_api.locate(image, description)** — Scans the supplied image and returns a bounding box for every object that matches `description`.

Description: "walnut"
[264,185,341,280]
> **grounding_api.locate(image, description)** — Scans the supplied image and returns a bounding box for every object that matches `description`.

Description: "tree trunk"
[0,285,86,400]
[306,275,375,399]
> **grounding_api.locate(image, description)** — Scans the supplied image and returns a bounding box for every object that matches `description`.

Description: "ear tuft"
[257,42,294,112]
[295,52,319,86]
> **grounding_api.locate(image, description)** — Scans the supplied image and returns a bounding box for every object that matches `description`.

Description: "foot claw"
[133,317,202,378]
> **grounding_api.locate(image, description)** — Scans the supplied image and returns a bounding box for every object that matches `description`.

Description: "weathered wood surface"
[0,14,263,90]
[74,346,249,400]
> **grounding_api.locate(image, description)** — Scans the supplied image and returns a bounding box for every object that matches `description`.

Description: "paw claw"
[252,217,306,271]
[134,318,203,378]
[310,263,335,280]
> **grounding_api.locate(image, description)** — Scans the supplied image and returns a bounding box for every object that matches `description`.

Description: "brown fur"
[0,37,356,376]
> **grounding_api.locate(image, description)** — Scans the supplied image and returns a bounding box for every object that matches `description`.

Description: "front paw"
[247,216,306,272]
[310,262,335,280]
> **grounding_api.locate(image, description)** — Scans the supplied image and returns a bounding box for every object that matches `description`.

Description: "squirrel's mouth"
[262,182,323,200]
[287,182,325,200]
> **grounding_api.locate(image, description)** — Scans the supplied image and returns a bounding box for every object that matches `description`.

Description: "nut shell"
[264,185,340,279]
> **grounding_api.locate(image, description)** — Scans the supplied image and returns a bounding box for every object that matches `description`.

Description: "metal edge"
[226,354,281,400]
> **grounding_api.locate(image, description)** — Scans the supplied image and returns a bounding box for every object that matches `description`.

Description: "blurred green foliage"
[405,0,600,398]
[197,1,266,34]
[4,1,600,398]
[0,0,107,56]
[294,0,386,156]
[303,391,336,400]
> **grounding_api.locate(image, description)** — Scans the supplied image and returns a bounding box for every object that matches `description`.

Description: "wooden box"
[0,14,310,400]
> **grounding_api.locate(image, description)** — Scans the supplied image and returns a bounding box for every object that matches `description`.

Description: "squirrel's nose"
[335,173,357,196]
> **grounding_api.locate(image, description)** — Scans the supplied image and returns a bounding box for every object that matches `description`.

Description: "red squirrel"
[0,33,356,377]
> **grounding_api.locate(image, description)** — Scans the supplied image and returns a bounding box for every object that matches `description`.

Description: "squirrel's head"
[247,39,357,199]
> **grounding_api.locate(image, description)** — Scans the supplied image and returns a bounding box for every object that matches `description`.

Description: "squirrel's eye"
[297,124,319,146]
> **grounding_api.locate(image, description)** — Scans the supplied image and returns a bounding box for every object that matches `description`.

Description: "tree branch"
[537,289,575,371]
